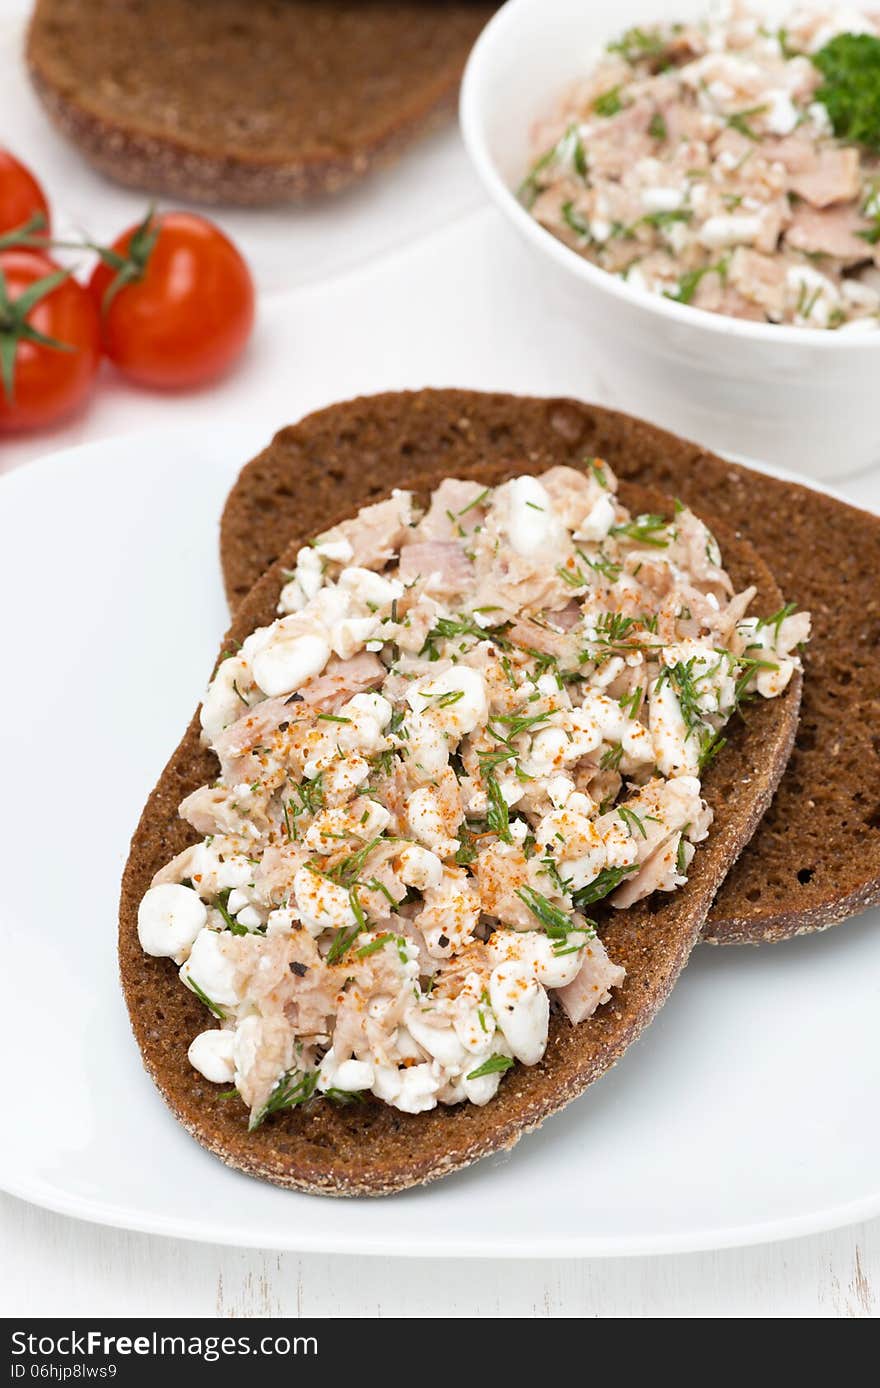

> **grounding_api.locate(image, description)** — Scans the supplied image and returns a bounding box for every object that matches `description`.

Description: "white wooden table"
[2,0,879,1318]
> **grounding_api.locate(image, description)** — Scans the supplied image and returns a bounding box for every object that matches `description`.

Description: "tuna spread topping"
[138,464,809,1125]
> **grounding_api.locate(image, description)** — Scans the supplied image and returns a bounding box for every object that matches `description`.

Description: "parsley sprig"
[813,33,880,151]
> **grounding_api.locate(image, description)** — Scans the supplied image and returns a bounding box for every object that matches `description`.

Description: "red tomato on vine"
[0,149,51,243]
[88,210,255,389]
[0,249,101,434]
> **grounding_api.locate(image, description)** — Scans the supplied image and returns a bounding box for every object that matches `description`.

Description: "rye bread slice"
[26,1,496,205]
[219,389,880,946]
[120,473,798,1195]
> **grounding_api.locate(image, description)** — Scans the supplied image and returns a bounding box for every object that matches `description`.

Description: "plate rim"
[3,1161,879,1258]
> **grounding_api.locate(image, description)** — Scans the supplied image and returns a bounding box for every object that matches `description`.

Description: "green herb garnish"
[458,487,491,515]
[571,864,637,908]
[215,886,248,936]
[656,657,704,732]
[329,835,386,888]
[356,933,394,958]
[455,824,480,867]
[562,201,593,241]
[617,804,647,839]
[324,1088,365,1106]
[556,561,589,589]
[757,602,798,639]
[515,886,575,939]
[676,832,690,876]
[581,551,622,583]
[433,688,465,709]
[183,975,226,1020]
[725,104,769,140]
[610,513,670,547]
[249,1069,319,1131]
[467,1054,515,1081]
[587,457,608,488]
[607,25,668,65]
[517,124,587,208]
[665,261,722,305]
[594,85,625,117]
[420,613,510,661]
[594,612,637,643]
[813,33,880,151]
[326,919,364,966]
[618,685,643,718]
[698,729,728,769]
[284,772,324,840]
[600,741,624,771]
[635,207,692,231]
[486,773,512,843]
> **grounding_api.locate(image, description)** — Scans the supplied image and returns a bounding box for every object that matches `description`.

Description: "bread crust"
[26,1,496,205]
[120,470,799,1194]
[218,389,880,945]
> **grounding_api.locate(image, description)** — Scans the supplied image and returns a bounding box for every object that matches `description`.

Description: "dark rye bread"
[26,1,496,205]
[219,390,880,945]
[120,474,798,1195]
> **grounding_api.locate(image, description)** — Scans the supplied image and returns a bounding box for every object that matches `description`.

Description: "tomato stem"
[98,206,160,314]
[0,263,75,403]
[0,211,49,253]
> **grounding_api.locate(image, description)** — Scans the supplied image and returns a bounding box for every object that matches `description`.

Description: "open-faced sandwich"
[120,447,806,1193]
[220,390,880,944]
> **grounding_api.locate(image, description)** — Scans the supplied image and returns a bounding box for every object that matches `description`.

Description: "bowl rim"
[460,0,880,354]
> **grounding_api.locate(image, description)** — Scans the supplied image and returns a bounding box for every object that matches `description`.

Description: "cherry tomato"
[88,211,255,389]
[0,149,51,240]
[0,250,101,434]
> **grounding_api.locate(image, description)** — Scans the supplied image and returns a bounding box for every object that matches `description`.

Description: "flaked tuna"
[415,478,490,541]
[785,203,877,264]
[298,651,386,711]
[398,541,475,597]
[555,938,627,1024]
[320,495,411,570]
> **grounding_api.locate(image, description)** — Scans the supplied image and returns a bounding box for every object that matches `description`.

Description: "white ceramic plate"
[1,426,878,1258]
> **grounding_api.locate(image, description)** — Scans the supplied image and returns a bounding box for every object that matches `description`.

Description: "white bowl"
[461,0,880,479]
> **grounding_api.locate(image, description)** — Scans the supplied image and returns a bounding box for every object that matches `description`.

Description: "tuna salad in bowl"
[461,0,880,475]
[522,5,880,329]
